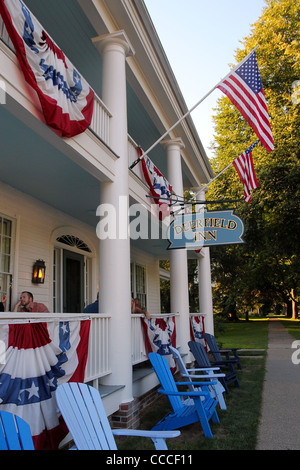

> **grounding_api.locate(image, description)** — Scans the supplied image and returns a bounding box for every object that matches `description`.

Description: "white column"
[196,189,214,334]
[198,249,214,334]
[163,138,190,358]
[93,32,134,403]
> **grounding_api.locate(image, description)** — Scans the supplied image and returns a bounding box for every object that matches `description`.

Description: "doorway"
[63,250,84,313]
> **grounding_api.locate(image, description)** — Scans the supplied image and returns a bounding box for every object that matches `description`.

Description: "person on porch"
[83,293,99,313]
[12,291,49,313]
[0,294,7,312]
[131,297,151,320]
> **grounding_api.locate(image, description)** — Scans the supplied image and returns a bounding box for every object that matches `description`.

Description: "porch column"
[163,138,191,358]
[93,32,134,403]
[198,250,214,334]
[197,189,214,335]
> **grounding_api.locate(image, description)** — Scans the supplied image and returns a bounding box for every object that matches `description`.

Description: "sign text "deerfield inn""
[167,209,245,250]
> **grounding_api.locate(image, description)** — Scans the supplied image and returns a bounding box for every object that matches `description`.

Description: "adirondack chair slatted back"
[203,333,242,370]
[169,346,195,391]
[188,341,211,368]
[56,382,117,450]
[148,353,184,411]
[0,411,35,450]
[204,334,223,361]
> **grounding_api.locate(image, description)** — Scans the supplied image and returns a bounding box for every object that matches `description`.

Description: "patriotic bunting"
[0,319,90,449]
[141,317,176,373]
[190,315,206,349]
[0,0,94,137]
[139,147,172,221]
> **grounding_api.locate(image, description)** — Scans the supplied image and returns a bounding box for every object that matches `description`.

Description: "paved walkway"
[256,320,300,450]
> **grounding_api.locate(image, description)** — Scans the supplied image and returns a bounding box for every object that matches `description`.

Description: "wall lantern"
[32,259,46,284]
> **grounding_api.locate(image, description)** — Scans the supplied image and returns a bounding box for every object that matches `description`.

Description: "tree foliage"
[208,0,300,318]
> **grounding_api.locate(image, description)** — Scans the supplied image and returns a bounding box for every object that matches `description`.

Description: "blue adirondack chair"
[204,333,242,370]
[188,341,240,394]
[148,352,219,438]
[0,411,35,450]
[169,346,227,410]
[56,382,180,450]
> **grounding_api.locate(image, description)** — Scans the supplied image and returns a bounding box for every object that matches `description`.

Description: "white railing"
[84,314,111,382]
[0,17,111,147]
[0,17,14,49]
[89,94,111,145]
[131,314,147,364]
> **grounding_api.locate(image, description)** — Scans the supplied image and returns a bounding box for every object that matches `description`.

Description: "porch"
[0,311,206,439]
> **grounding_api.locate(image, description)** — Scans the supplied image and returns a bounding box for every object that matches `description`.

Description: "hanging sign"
[167,209,245,250]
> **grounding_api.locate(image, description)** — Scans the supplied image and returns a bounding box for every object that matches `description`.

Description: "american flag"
[233,140,260,203]
[217,51,274,152]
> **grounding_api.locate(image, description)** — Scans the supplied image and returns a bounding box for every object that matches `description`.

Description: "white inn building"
[0,0,215,439]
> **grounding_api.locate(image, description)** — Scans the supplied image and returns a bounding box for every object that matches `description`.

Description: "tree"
[208,0,300,318]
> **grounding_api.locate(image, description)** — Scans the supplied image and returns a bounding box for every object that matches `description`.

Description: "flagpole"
[194,162,233,198]
[194,137,261,198]
[129,46,259,170]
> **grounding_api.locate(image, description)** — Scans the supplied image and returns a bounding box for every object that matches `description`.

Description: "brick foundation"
[110,386,161,429]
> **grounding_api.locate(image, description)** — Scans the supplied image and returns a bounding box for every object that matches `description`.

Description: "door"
[63,250,84,313]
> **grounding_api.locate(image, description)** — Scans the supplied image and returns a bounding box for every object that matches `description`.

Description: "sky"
[144,0,267,160]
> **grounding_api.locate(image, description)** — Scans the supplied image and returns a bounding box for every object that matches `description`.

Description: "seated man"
[13,291,49,313]
[131,297,151,320]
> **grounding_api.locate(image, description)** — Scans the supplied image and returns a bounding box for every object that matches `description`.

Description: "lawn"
[116,320,269,451]
[214,318,269,350]
[279,319,300,340]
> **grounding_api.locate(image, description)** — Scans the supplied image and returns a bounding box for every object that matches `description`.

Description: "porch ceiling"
[22,0,212,188]
[0,105,101,228]
[0,105,172,258]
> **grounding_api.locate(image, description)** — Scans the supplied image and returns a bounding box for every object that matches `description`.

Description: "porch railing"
[84,314,111,382]
[0,17,111,147]
[0,311,204,387]
[0,18,149,180]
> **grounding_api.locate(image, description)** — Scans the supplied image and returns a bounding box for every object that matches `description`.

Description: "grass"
[214,318,269,350]
[279,319,300,340]
[116,319,269,451]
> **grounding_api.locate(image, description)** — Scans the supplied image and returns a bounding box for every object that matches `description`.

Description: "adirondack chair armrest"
[158,387,217,398]
[175,380,218,387]
[210,349,238,362]
[181,372,225,379]
[112,429,180,439]
[211,359,238,366]
[219,348,240,352]
[187,367,222,372]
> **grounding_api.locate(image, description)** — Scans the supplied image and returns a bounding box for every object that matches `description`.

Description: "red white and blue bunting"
[142,317,176,373]
[190,315,206,349]
[0,0,94,137]
[0,319,90,449]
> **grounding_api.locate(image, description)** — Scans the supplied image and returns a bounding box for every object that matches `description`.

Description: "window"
[56,235,91,252]
[0,215,14,310]
[131,263,147,308]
